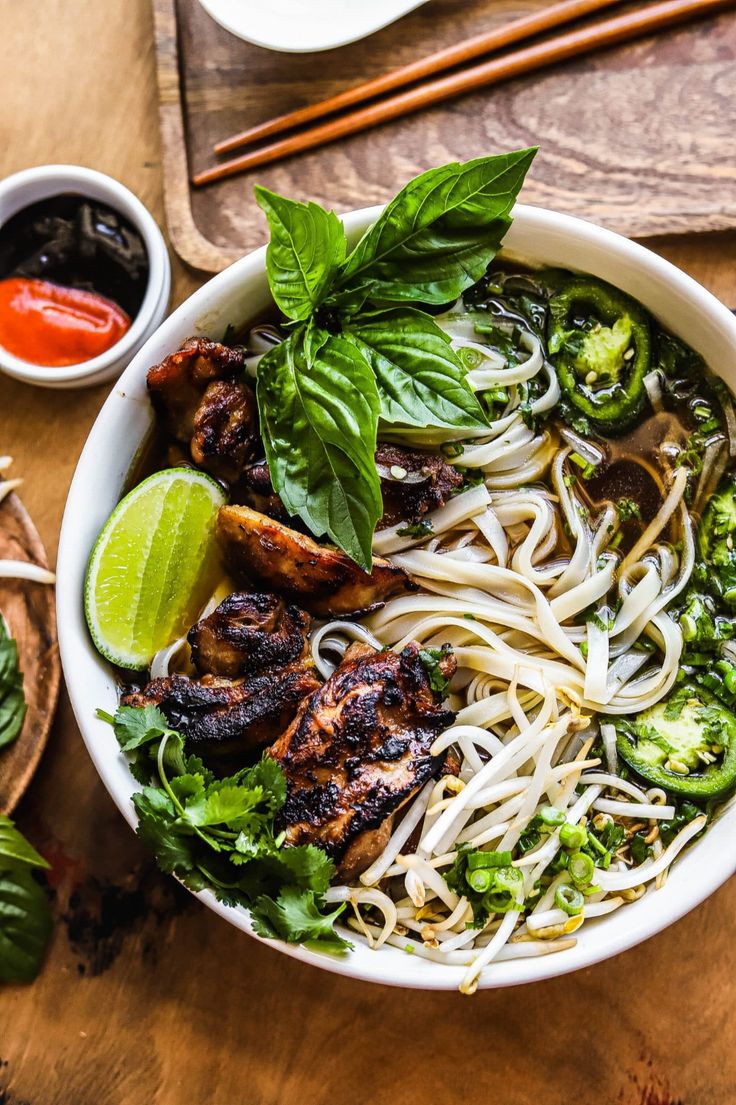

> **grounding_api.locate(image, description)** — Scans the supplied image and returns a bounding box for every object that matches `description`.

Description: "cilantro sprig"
[99,705,350,951]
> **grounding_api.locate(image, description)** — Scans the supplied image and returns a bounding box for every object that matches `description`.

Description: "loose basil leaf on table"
[334,149,537,304]
[0,615,26,750]
[0,815,52,984]
[344,308,489,431]
[257,329,382,572]
[0,817,50,871]
[0,869,53,983]
[255,186,346,322]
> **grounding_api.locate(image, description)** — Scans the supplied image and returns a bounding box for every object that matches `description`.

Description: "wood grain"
[212,0,630,155]
[155,0,736,273]
[195,0,736,184]
[0,493,59,815]
[2,2,736,1104]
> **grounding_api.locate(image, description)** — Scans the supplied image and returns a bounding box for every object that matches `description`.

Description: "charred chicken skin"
[188,591,310,680]
[268,642,456,879]
[216,505,417,617]
[239,444,463,530]
[374,443,463,528]
[147,337,259,483]
[122,663,321,761]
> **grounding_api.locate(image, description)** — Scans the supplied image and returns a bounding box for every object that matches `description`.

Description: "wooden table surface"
[1,4,735,1104]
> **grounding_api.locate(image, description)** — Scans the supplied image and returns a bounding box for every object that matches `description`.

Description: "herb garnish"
[397,519,434,539]
[99,706,349,951]
[617,497,642,522]
[445,846,523,927]
[0,816,52,983]
[0,615,26,750]
[254,150,537,569]
[418,645,454,696]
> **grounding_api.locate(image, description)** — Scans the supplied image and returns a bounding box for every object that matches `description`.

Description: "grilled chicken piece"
[374,444,463,528]
[122,662,320,761]
[188,591,310,680]
[147,337,259,483]
[268,641,456,879]
[217,505,417,617]
[238,460,292,523]
[238,446,463,530]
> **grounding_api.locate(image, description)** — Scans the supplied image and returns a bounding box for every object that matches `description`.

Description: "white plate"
[57,204,736,990]
[197,0,429,53]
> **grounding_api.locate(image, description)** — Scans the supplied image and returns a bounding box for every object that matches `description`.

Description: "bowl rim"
[0,164,170,386]
[57,201,736,990]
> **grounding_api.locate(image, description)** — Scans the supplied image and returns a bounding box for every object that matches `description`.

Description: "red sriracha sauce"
[0,276,131,367]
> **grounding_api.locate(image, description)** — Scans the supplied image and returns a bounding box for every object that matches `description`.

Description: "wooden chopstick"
[213,0,626,156]
[192,0,734,187]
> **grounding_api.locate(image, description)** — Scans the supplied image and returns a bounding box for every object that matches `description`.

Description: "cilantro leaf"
[101,707,349,952]
[418,645,454,696]
[251,888,350,951]
[100,703,175,752]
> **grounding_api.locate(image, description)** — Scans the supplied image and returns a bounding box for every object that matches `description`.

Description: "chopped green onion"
[559,822,587,849]
[568,851,595,888]
[441,442,464,459]
[555,884,584,916]
[538,805,565,827]
[493,866,523,898]
[466,849,513,870]
[466,868,493,893]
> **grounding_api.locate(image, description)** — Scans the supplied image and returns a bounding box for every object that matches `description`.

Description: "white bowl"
[197,0,429,52]
[57,204,736,990]
[0,165,171,389]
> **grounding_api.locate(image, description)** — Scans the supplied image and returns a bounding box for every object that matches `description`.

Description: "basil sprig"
[254,148,536,569]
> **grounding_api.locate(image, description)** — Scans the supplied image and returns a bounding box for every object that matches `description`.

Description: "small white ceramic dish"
[197,0,429,53]
[0,165,171,390]
[57,204,736,990]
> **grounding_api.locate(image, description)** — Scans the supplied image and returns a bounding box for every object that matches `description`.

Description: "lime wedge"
[85,468,227,670]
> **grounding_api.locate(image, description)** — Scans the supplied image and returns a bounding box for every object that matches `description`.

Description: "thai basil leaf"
[0,615,26,751]
[335,149,537,305]
[0,869,52,982]
[256,329,382,570]
[344,309,488,430]
[0,816,50,872]
[255,186,346,321]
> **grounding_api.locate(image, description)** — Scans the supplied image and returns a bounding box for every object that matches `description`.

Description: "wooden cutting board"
[0,493,60,815]
[154,0,736,274]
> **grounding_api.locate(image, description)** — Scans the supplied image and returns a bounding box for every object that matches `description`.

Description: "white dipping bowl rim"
[0,165,171,389]
[57,203,736,990]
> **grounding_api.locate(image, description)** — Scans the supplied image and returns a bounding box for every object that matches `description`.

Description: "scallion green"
[555,884,584,916]
[559,822,587,850]
[568,851,595,888]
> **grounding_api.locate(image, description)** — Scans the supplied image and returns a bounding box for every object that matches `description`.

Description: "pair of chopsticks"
[192,0,734,187]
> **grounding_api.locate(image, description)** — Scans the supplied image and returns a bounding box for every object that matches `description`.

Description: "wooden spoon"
[0,492,60,815]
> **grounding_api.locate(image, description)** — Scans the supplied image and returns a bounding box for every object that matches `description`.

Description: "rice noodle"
[239,301,723,992]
